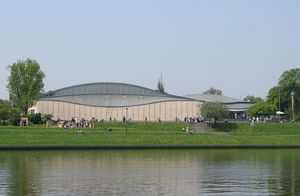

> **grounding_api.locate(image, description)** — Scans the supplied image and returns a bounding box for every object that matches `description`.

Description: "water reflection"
[0,150,299,195]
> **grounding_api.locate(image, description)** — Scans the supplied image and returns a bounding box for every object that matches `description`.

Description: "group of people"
[182,126,193,134]
[184,117,203,123]
[59,117,97,129]
[249,116,286,123]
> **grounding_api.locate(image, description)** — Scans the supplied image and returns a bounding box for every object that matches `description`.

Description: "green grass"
[0,122,299,146]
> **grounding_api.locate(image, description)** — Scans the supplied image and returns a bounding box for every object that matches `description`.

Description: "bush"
[42,114,53,123]
[28,113,42,124]
[0,102,21,126]
[295,113,300,122]
[0,104,9,125]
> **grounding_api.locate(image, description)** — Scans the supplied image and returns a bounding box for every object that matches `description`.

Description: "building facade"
[35,83,201,121]
[32,82,252,121]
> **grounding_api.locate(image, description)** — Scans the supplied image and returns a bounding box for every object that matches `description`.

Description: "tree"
[267,86,281,109]
[42,113,53,123]
[0,101,10,125]
[203,87,223,95]
[156,75,166,93]
[243,95,263,103]
[247,101,276,118]
[7,59,45,115]
[267,68,300,119]
[10,107,21,126]
[201,102,229,127]
[0,99,21,125]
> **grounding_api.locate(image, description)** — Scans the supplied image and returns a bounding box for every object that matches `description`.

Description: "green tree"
[247,101,276,118]
[0,102,10,125]
[201,102,228,127]
[243,95,263,103]
[203,87,223,95]
[7,59,45,115]
[0,100,21,125]
[42,113,53,123]
[10,107,21,126]
[267,68,300,119]
[156,76,166,93]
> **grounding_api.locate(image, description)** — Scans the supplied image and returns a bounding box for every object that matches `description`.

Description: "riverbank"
[1,145,300,151]
[0,122,299,147]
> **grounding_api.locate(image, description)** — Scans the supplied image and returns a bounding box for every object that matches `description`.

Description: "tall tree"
[203,87,223,95]
[156,75,166,93]
[243,95,263,103]
[7,59,45,115]
[267,86,281,110]
[267,68,300,117]
[201,102,228,127]
[247,101,276,118]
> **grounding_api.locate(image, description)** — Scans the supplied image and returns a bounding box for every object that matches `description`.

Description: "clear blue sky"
[1,0,299,99]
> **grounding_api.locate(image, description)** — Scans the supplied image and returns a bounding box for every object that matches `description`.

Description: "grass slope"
[0,122,299,146]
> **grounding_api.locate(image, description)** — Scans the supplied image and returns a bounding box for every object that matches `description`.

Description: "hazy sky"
[1,0,299,99]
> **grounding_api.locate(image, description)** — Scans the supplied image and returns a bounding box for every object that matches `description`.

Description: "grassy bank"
[0,122,299,146]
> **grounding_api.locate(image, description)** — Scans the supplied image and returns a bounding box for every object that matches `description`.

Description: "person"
[185,126,189,133]
[77,129,85,135]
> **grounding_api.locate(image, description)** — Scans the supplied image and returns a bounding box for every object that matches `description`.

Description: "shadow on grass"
[213,123,238,133]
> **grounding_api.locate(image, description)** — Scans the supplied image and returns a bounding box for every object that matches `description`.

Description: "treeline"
[247,68,299,121]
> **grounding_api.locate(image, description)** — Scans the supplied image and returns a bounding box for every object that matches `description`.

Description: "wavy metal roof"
[42,82,172,97]
[39,82,194,107]
[185,93,252,111]
[185,94,243,103]
[225,103,253,112]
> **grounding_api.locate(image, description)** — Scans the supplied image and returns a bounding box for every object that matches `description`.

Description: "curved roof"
[42,82,173,97]
[185,93,242,103]
[40,82,194,107]
[225,103,253,112]
[185,93,252,111]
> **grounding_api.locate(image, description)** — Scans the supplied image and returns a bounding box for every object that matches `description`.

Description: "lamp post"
[291,91,295,122]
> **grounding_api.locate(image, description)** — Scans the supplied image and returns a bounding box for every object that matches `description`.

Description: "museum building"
[32,82,251,121]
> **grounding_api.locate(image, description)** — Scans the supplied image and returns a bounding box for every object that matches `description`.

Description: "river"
[0,149,299,195]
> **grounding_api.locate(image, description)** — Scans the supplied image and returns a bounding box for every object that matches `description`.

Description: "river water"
[0,149,299,195]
